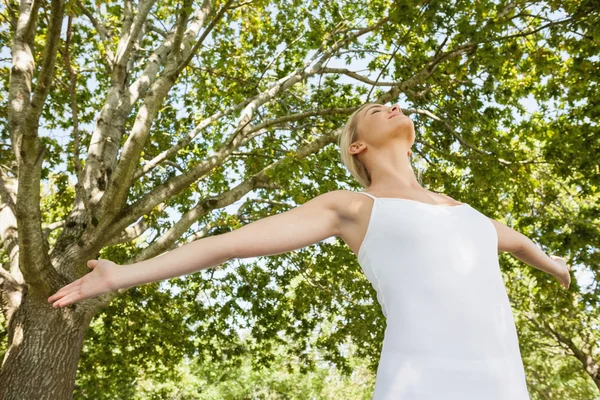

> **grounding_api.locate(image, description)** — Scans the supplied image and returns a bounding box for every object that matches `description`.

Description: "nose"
[390,104,400,113]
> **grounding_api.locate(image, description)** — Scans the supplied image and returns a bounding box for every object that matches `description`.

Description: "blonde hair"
[338,102,421,189]
[339,103,374,188]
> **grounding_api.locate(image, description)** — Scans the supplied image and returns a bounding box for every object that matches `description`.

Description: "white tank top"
[356,191,531,400]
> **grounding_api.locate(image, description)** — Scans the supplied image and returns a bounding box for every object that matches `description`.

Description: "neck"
[365,156,422,191]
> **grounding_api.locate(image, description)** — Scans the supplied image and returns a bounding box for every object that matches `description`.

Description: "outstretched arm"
[488,218,571,289]
[106,190,341,290]
[48,190,343,308]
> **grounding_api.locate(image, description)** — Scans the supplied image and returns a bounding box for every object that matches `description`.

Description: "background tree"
[0,0,599,398]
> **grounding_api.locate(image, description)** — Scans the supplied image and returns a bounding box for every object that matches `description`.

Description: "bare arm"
[114,190,343,289]
[488,217,566,278]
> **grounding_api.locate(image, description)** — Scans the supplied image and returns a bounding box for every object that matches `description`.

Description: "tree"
[0,0,599,398]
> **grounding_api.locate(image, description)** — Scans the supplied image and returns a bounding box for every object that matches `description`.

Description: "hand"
[550,255,571,290]
[47,259,121,308]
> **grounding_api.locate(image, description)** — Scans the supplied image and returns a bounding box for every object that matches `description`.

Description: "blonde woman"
[49,102,571,399]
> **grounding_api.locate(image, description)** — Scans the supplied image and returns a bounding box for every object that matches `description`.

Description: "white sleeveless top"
[356,191,531,400]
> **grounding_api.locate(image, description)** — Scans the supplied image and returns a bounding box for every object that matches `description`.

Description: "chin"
[398,120,414,132]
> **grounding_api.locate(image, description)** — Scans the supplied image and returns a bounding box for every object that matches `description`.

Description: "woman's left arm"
[488,218,571,289]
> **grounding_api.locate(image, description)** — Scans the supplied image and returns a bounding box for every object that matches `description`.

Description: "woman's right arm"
[114,189,345,289]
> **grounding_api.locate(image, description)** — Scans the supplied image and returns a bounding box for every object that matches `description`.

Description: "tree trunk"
[0,285,95,400]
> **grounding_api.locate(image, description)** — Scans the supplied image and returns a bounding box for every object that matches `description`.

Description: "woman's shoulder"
[323,189,365,200]
[321,190,371,218]
[431,191,463,205]
[309,189,361,213]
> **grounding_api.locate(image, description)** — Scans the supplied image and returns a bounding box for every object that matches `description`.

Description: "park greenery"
[0,0,599,398]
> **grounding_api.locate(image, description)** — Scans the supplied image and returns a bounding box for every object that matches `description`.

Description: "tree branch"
[318,67,397,86]
[75,0,115,66]
[93,0,214,227]
[9,0,65,293]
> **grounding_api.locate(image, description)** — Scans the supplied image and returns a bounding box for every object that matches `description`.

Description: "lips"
[388,112,402,119]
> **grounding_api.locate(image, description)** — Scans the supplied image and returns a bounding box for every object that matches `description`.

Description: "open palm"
[47,259,120,308]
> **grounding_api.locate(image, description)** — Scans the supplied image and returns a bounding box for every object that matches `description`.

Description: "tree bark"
[0,285,94,400]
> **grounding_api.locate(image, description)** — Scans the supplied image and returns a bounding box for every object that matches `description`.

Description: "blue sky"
[1,4,593,340]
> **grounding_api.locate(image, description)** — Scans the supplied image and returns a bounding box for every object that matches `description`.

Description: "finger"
[49,286,80,305]
[53,290,81,308]
[87,259,98,268]
[48,281,83,303]
[48,280,81,302]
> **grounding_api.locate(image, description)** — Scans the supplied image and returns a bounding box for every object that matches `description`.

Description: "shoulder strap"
[357,191,378,200]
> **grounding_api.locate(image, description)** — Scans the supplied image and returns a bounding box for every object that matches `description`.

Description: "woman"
[48,102,571,399]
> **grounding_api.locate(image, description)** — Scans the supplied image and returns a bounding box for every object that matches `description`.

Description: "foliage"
[0,0,599,398]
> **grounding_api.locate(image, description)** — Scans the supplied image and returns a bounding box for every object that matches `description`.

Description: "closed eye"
[372,109,381,114]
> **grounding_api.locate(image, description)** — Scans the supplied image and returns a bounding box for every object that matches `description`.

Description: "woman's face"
[354,103,414,150]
